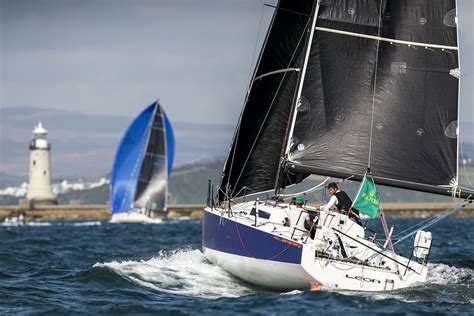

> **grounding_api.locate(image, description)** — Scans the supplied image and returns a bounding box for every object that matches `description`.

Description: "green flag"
[352,176,380,219]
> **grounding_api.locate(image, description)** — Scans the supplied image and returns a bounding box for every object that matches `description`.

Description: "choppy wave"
[93,249,252,299]
[338,262,474,305]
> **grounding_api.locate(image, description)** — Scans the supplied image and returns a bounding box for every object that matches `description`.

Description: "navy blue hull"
[202,209,302,264]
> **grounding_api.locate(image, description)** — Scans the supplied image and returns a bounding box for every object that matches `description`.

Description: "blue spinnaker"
[163,110,175,176]
[110,101,175,214]
[110,103,155,214]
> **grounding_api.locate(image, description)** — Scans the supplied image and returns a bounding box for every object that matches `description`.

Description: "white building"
[26,122,57,205]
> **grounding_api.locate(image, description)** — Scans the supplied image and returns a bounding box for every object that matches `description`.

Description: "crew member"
[316,182,361,225]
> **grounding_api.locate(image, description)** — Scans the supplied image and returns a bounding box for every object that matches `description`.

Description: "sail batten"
[254,68,300,81]
[314,27,459,51]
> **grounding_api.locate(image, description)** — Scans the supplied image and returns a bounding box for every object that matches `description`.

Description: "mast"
[454,0,461,188]
[284,0,320,157]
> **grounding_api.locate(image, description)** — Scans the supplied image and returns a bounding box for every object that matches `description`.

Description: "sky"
[1,0,473,127]
[0,0,276,126]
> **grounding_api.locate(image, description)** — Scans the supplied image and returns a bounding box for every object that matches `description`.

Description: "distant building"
[26,122,57,206]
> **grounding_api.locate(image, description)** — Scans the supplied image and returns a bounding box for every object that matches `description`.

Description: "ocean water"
[0,217,473,315]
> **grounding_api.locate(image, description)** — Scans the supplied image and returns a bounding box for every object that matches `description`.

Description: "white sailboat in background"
[110,100,174,224]
[202,0,473,291]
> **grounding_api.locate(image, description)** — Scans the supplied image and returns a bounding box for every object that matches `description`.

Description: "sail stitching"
[315,27,458,51]
[230,14,314,198]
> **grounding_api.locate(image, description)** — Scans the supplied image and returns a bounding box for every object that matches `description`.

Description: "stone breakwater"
[0,204,204,222]
[0,202,472,222]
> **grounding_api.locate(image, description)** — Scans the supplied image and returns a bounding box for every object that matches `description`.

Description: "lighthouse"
[26,122,57,206]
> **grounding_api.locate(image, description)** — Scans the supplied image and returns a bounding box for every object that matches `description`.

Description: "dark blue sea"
[1,217,473,315]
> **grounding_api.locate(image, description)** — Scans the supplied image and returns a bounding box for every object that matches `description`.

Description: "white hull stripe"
[315,26,459,51]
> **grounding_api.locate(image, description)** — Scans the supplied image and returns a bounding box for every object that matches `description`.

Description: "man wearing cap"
[285,196,307,229]
[295,196,305,208]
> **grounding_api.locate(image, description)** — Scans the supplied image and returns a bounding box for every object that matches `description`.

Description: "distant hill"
[0,159,224,206]
[168,160,223,204]
[1,159,466,206]
[0,172,25,188]
[0,106,234,179]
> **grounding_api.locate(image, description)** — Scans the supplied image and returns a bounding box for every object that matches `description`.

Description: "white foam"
[280,290,303,296]
[426,263,473,285]
[69,221,101,226]
[26,222,52,226]
[94,249,252,298]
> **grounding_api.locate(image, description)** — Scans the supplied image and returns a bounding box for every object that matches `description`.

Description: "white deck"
[204,201,429,291]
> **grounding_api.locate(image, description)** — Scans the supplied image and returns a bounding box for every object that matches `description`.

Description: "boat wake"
[337,262,474,305]
[426,262,473,285]
[93,249,252,298]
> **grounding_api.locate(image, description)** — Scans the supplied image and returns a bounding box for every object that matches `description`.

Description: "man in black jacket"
[316,182,361,224]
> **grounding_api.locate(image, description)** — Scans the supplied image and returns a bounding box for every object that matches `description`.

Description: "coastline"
[0,202,473,222]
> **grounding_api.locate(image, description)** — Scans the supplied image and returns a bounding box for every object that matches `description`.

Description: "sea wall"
[0,202,473,222]
[0,204,204,222]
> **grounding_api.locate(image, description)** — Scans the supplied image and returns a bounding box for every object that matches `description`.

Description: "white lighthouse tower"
[26,122,57,206]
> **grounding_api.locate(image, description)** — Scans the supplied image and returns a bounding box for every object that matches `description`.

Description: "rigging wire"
[460,142,474,188]
[394,199,472,245]
[367,0,384,169]
[392,196,472,246]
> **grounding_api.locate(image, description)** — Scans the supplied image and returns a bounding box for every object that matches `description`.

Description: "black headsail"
[219,0,317,201]
[134,103,168,212]
[288,0,473,198]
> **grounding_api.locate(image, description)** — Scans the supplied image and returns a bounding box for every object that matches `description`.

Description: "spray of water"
[94,248,252,298]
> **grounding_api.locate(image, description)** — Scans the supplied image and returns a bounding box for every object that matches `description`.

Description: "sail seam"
[315,27,459,51]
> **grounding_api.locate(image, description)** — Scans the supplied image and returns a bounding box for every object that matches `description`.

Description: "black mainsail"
[134,104,169,212]
[220,0,473,200]
[289,0,465,196]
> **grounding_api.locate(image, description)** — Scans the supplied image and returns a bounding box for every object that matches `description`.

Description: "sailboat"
[203,0,473,291]
[110,100,174,224]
